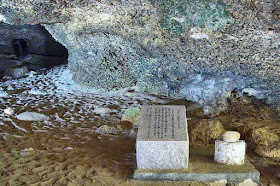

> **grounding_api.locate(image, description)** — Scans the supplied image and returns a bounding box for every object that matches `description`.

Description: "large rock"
[0,59,22,73]
[255,144,280,158]
[1,0,280,115]
[250,127,279,146]
[188,119,225,145]
[5,66,28,78]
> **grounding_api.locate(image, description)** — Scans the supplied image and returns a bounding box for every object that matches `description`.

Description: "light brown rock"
[238,179,257,186]
[188,119,224,145]
[221,131,240,142]
[255,144,280,158]
[209,179,227,186]
[250,127,279,146]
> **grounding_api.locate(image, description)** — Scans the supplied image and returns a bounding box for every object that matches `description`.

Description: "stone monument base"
[134,150,260,183]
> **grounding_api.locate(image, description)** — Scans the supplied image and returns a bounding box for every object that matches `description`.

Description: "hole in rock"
[0,22,68,77]
[12,39,29,59]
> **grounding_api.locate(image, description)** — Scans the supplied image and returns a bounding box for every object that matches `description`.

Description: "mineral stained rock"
[121,107,141,125]
[1,0,279,116]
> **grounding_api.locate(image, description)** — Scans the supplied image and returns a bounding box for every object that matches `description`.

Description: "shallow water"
[0,65,279,185]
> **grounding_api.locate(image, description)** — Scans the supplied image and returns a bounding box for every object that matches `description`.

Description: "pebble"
[209,179,227,186]
[221,131,240,142]
[16,112,49,121]
[238,179,257,186]
[4,107,14,115]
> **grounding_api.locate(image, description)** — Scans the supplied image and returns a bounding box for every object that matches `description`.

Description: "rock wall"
[1,0,279,116]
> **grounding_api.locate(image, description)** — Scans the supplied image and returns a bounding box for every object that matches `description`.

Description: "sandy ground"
[0,65,279,185]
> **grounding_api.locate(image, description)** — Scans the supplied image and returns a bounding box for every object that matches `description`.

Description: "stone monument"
[134,108,259,183]
[136,105,189,170]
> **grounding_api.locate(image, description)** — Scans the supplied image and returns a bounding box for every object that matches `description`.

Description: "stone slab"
[134,150,260,183]
[136,105,189,170]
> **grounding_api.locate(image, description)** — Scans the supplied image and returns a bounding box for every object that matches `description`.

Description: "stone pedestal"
[214,140,246,165]
[136,105,189,170]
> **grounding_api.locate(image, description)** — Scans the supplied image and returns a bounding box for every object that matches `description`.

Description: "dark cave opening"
[12,39,29,59]
[0,22,68,78]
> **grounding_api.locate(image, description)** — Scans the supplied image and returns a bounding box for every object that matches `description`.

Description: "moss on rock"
[121,107,141,125]
[152,0,232,35]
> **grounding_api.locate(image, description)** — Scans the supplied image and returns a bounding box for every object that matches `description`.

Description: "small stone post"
[214,131,246,165]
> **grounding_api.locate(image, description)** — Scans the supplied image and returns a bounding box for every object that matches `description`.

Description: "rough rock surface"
[121,107,140,125]
[250,127,279,146]
[5,66,28,78]
[255,144,280,158]
[188,119,225,144]
[0,60,22,73]
[1,0,280,115]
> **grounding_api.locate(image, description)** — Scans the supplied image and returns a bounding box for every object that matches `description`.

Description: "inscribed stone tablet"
[136,105,189,170]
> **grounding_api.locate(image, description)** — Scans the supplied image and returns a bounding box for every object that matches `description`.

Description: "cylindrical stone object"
[214,140,246,165]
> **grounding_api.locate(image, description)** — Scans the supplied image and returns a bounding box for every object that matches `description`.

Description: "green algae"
[151,0,232,35]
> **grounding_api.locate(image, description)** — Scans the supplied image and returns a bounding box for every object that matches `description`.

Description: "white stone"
[136,105,189,170]
[189,27,209,40]
[215,140,246,165]
[0,90,8,98]
[210,179,227,186]
[16,112,49,121]
[94,107,111,115]
[238,179,257,186]
[221,131,240,142]
[0,13,6,22]
[4,107,14,115]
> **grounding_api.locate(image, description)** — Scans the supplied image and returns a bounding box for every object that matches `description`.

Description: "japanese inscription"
[138,105,187,141]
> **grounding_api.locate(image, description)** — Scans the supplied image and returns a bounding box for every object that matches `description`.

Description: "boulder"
[5,66,28,78]
[255,144,280,158]
[121,107,140,125]
[221,131,240,142]
[250,127,279,146]
[188,119,225,144]
[0,59,22,73]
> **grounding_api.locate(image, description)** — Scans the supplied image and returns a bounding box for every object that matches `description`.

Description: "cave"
[0,1,279,185]
[0,22,68,77]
